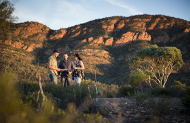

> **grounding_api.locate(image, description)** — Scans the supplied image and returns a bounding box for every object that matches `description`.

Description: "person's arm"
[58,61,62,75]
[75,61,84,70]
[49,65,61,71]
[71,61,74,69]
[67,61,74,75]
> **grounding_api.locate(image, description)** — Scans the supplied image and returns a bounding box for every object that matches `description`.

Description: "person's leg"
[49,74,57,84]
[65,78,70,87]
[52,73,57,84]
[77,77,81,86]
[74,77,81,85]
[49,74,53,82]
[61,77,66,87]
[74,77,77,85]
[67,76,72,86]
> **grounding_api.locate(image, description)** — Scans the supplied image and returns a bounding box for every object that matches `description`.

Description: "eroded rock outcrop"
[3,40,43,52]
[49,29,67,40]
[4,40,24,49]
[153,28,190,43]
[116,20,125,29]
[105,37,114,46]
[12,22,50,39]
[102,19,118,32]
[92,37,104,44]
[113,32,151,47]
[147,18,160,30]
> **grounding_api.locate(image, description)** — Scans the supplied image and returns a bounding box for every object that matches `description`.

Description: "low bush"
[104,91,117,98]
[151,87,170,97]
[181,86,190,108]
[128,90,152,106]
[170,81,186,97]
[182,95,190,108]
[118,85,134,97]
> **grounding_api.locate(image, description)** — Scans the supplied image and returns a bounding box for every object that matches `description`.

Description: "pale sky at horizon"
[9,0,190,30]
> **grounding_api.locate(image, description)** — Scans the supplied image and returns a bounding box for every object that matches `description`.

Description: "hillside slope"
[1,14,190,85]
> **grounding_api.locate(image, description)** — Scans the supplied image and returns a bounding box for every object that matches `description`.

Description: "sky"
[9,0,190,30]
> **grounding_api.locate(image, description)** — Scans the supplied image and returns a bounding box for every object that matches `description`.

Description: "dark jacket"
[58,60,74,77]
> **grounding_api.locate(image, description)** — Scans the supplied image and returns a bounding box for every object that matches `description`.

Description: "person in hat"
[48,50,62,84]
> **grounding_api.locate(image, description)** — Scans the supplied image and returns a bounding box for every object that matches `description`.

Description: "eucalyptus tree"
[0,0,18,40]
[129,44,183,87]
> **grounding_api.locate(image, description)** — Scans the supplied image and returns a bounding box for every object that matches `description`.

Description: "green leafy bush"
[128,90,152,106]
[170,81,186,97]
[104,91,117,98]
[118,85,134,96]
[172,81,186,90]
[129,69,148,88]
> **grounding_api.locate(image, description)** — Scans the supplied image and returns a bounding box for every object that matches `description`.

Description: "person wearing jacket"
[58,54,74,87]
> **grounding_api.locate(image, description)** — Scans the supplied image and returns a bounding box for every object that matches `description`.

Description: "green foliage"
[118,85,134,96]
[127,90,152,106]
[172,80,186,91]
[129,45,183,88]
[0,73,102,123]
[0,0,18,40]
[104,92,117,98]
[129,69,148,87]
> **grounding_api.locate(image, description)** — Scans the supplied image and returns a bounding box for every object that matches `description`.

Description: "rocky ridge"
[1,14,190,85]
[1,15,190,54]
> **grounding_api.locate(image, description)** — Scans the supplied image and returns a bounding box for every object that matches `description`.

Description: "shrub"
[170,81,186,97]
[172,81,186,91]
[151,87,170,96]
[43,83,95,109]
[104,91,117,98]
[0,73,102,122]
[129,69,148,88]
[182,95,190,108]
[128,90,152,106]
[183,86,190,96]
[118,85,134,97]
[144,97,156,108]
[181,86,190,108]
